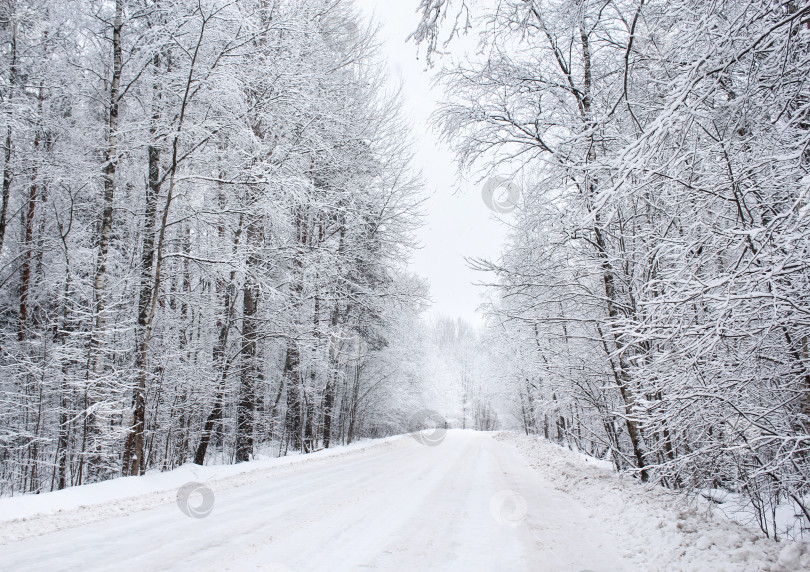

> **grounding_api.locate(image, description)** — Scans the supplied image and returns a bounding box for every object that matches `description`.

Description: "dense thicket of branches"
[0,0,427,495]
[416,0,810,539]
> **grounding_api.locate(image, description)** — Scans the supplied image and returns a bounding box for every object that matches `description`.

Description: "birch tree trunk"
[90,0,123,378]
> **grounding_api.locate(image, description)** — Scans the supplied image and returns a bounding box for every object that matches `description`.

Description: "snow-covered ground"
[500,432,810,571]
[1,430,806,571]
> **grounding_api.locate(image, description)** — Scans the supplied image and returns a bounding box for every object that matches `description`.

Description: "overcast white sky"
[356,0,509,327]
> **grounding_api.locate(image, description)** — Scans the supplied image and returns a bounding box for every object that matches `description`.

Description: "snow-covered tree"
[415,0,810,539]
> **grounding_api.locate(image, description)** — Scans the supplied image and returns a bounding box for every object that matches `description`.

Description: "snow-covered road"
[2,431,627,571]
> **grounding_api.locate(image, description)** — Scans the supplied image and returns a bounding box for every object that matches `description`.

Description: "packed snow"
[501,432,810,571]
[2,430,806,571]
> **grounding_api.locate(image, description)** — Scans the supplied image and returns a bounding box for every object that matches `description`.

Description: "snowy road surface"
[3,431,627,571]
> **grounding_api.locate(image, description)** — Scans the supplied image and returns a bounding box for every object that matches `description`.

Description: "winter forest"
[1,0,809,552]
[0,0,436,490]
[412,0,810,540]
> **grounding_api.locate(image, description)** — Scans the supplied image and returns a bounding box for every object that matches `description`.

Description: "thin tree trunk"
[321,222,345,448]
[283,206,308,451]
[304,287,320,452]
[126,10,209,474]
[346,365,360,444]
[0,15,16,257]
[303,221,324,452]
[90,0,123,377]
[18,118,40,341]
[235,264,258,462]
[321,302,342,448]
[283,343,303,451]
[582,22,648,480]
[83,0,123,481]
[123,53,162,476]
[235,208,262,462]
[194,208,243,465]
[126,56,172,477]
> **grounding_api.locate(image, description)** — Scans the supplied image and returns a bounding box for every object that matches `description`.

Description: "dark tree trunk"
[18,124,40,341]
[283,342,303,451]
[283,207,308,451]
[194,200,242,465]
[123,53,162,476]
[235,214,262,463]
[0,16,17,258]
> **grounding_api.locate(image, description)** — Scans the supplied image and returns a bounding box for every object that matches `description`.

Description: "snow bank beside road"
[0,435,403,543]
[499,432,810,571]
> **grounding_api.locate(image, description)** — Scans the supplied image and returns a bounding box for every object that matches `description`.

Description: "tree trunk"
[283,342,303,451]
[18,112,40,341]
[123,53,161,476]
[303,222,324,452]
[346,365,360,444]
[90,0,123,377]
[283,206,308,451]
[194,206,243,465]
[321,222,345,448]
[303,290,320,453]
[0,15,16,258]
[83,0,123,482]
[321,302,342,448]
[582,23,648,481]
[235,215,261,462]
[125,4,209,473]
